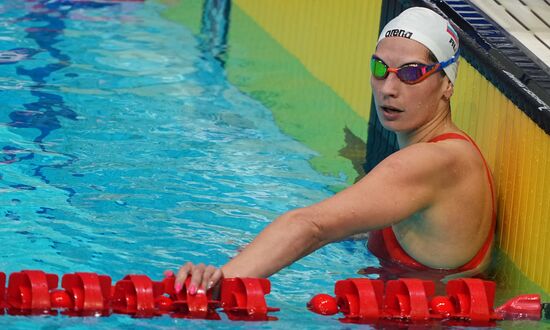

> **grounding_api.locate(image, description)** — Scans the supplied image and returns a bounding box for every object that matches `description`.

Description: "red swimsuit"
[367,133,496,273]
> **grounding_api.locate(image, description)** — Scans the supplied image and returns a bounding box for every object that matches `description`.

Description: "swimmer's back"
[368,131,495,272]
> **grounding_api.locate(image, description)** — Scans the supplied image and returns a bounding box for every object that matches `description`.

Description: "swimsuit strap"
[428,132,469,143]
[372,132,496,271]
[429,132,496,270]
[432,132,496,271]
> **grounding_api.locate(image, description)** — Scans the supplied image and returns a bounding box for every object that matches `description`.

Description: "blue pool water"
[0,1,375,328]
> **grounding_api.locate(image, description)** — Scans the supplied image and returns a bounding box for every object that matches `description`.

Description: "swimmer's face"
[371,37,452,133]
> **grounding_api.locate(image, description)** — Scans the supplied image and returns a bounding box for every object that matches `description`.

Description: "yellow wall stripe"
[452,60,550,294]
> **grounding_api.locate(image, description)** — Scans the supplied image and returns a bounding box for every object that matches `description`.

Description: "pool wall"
[159,0,550,297]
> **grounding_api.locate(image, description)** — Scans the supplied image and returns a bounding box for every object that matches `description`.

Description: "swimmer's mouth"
[381,105,404,113]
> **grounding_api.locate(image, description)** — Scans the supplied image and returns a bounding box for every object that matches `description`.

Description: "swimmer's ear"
[443,59,459,101]
[442,77,454,101]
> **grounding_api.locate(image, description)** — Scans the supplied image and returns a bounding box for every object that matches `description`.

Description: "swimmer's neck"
[395,108,458,149]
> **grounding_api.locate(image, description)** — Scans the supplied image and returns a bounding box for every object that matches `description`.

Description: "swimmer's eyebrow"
[372,54,430,67]
[398,58,433,66]
[401,61,430,66]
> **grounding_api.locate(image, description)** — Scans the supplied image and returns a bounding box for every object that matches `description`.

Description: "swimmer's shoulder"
[372,137,477,189]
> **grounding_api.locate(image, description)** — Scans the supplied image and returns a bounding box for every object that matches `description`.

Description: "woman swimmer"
[170,7,495,296]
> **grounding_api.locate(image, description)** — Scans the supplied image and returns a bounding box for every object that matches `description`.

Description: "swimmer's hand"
[166,262,224,296]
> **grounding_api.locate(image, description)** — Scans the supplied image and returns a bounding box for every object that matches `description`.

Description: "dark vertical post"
[200,0,232,64]
[364,0,410,173]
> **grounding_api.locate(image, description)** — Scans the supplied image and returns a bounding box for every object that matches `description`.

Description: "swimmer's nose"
[379,72,401,99]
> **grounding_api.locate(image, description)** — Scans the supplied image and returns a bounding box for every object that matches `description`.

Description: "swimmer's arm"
[219,143,458,278]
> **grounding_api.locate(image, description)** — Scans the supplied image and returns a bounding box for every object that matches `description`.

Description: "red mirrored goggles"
[371,52,458,84]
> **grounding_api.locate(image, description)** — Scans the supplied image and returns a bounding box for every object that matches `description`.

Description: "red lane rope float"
[0,270,278,321]
[308,277,544,326]
[221,277,280,321]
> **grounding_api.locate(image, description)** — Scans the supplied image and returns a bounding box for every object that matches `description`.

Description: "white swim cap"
[378,7,460,84]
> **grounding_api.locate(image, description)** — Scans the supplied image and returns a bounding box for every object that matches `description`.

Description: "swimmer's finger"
[209,268,223,290]
[200,266,220,292]
[207,268,223,299]
[174,262,194,292]
[189,263,206,295]
[163,270,174,278]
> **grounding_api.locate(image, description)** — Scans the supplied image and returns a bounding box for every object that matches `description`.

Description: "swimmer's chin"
[376,117,409,133]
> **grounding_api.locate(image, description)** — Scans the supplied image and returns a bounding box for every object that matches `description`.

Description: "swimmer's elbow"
[282,208,327,250]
